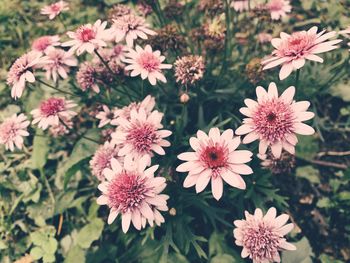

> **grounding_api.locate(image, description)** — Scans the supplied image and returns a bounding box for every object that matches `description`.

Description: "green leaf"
[338,191,350,201]
[42,252,55,263]
[76,218,104,249]
[282,237,314,263]
[0,240,8,250]
[30,132,50,169]
[319,253,343,263]
[41,238,58,255]
[30,231,47,247]
[317,197,332,208]
[296,136,319,161]
[65,246,86,263]
[296,166,320,184]
[30,247,44,260]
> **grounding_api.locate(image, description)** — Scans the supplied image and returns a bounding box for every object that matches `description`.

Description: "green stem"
[40,168,55,206]
[294,69,300,88]
[220,0,231,76]
[141,80,144,98]
[38,79,77,97]
[58,14,67,31]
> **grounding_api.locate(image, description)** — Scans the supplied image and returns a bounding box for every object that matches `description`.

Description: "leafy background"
[1,0,350,262]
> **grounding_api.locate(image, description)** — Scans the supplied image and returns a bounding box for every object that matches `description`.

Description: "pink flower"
[90,142,121,181]
[233,207,296,263]
[7,51,43,99]
[123,45,172,85]
[262,26,342,80]
[32,35,61,52]
[176,127,253,201]
[0,114,30,151]
[76,62,101,93]
[257,33,273,44]
[42,47,78,82]
[31,97,77,130]
[112,14,156,47]
[236,82,315,158]
[231,0,249,12]
[96,156,169,232]
[267,0,291,20]
[40,1,69,20]
[62,20,109,56]
[96,105,118,128]
[48,117,73,137]
[111,95,156,123]
[111,108,172,165]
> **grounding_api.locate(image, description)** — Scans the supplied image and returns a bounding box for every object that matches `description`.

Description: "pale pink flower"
[32,35,61,52]
[111,108,172,165]
[42,47,78,82]
[7,51,43,99]
[236,82,315,158]
[62,20,109,56]
[267,0,291,20]
[0,114,30,151]
[123,45,172,85]
[231,0,249,12]
[31,97,77,130]
[262,26,342,80]
[40,1,69,20]
[90,142,121,181]
[176,127,253,200]
[257,32,273,44]
[111,95,156,123]
[111,14,156,47]
[96,156,169,232]
[96,105,118,128]
[76,62,100,93]
[233,207,296,263]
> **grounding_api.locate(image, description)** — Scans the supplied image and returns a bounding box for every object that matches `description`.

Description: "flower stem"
[294,69,300,88]
[58,14,67,31]
[38,79,78,97]
[40,167,55,207]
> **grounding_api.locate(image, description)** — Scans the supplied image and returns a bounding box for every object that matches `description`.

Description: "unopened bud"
[180,93,190,103]
[169,208,177,216]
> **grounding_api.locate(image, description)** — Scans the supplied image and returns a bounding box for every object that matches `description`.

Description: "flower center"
[200,143,228,173]
[40,98,65,117]
[278,32,317,58]
[137,52,160,72]
[107,171,148,213]
[243,222,281,261]
[50,3,61,12]
[127,123,158,154]
[33,37,52,51]
[77,26,96,42]
[252,99,294,143]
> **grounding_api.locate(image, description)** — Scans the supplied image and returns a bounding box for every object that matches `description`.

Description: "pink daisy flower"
[96,105,118,128]
[62,20,109,56]
[233,207,296,263]
[176,127,253,201]
[96,156,169,232]
[40,0,69,20]
[111,108,172,165]
[235,82,315,158]
[123,45,172,85]
[42,47,78,82]
[90,142,121,181]
[32,35,61,52]
[267,0,291,20]
[111,14,156,47]
[31,97,77,130]
[0,114,30,152]
[76,62,101,93]
[111,95,156,123]
[257,32,273,44]
[262,26,342,80]
[231,0,249,12]
[7,51,43,99]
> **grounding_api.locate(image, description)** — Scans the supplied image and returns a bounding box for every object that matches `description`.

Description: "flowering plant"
[1,0,350,262]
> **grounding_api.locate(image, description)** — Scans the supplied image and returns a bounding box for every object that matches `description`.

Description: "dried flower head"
[108,4,132,22]
[76,62,101,93]
[148,24,186,53]
[174,55,205,86]
[198,0,224,15]
[259,150,296,174]
[163,0,184,19]
[245,58,265,84]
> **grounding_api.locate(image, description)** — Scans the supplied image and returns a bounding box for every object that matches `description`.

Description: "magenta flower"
[267,0,291,20]
[96,105,118,128]
[90,142,121,181]
[0,114,30,152]
[62,20,109,56]
[7,51,43,99]
[176,128,253,200]
[96,156,169,232]
[111,108,172,165]
[123,45,172,85]
[32,35,61,52]
[234,207,296,263]
[236,82,315,158]
[111,14,156,47]
[40,1,69,20]
[262,26,342,80]
[42,47,78,82]
[31,97,77,130]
